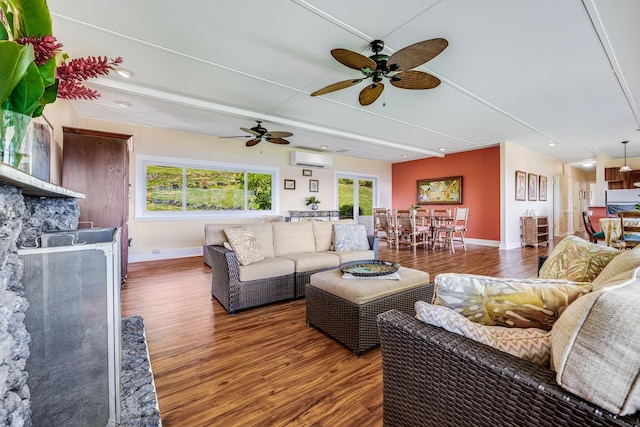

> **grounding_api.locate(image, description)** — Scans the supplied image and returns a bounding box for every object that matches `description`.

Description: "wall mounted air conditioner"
[289,151,333,169]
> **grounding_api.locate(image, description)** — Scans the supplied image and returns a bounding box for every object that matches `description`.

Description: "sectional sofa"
[204,219,379,314]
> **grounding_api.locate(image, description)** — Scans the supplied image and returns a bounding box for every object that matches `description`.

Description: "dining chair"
[394,209,429,252]
[617,211,640,249]
[431,209,455,252]
[450,207,469,252]
[373,208,395,247]
[582,211,605,244]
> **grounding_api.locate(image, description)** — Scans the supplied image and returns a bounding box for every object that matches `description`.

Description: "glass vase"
[0,109,31,168]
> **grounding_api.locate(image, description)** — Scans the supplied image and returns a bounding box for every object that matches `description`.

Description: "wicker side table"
[306,267,431,356]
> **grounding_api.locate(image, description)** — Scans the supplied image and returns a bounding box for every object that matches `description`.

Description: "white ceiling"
[47,0,640,168]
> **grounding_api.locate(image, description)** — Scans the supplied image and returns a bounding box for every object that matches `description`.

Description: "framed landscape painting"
[417,176,462,205]
[515,170,526,201]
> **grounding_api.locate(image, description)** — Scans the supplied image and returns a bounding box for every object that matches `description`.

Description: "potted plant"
[306,196,321,210]
[0,0,122,167]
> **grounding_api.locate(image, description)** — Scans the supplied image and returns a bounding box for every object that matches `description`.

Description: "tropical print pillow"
[432,273,592,330]
[416,301,551,366]
[538,235,620,282]
[332,224,370,251]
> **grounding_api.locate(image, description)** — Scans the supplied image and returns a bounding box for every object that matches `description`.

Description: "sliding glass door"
[337,174,377,233]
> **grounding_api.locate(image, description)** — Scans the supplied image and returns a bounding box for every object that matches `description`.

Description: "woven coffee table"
[306,265,430,355]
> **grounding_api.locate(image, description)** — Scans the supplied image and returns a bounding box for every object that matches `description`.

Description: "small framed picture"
[284,179,295,190]
[539,175,547,201]
[528,173,538,201]
[302,169,312,177]
[515,170,526,201]
[309,179,319,192]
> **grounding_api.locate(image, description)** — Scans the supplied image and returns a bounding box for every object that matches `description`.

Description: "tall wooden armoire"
[62,127,132,281]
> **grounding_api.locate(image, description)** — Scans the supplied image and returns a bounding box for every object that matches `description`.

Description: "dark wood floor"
[121,236,574,426]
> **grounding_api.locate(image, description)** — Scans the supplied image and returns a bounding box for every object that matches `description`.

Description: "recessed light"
[439,147,446,151]
[116,69,133,79]
[400,154,409,158]
[320,145,328,150]
[115,101,132,108]
[582,162,594,167]
[547,143,555,147]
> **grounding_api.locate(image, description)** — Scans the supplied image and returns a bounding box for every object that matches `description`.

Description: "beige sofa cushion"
[279,252,340,273]
[333,249,375,264]
[416,301,551,366]
[238,257,295,282]
[312,219,353,252]
[205,223,241,246]
[551,272,640,416]
[272,222,316,256]
[433,273,592,331]
[247,223,275,258]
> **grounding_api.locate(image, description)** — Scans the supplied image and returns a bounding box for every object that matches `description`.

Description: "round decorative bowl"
[339,260,400,277]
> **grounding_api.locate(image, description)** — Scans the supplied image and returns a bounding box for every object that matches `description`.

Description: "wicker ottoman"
[306,267,431,355]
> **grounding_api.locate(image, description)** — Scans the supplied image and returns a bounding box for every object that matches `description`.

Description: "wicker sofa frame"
[206,236,379,314]
[377,302,640,426]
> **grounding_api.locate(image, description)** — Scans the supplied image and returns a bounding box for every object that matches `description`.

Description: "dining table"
[599,217,640,246]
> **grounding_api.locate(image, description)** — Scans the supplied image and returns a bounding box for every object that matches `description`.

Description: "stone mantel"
[0,164,85,198]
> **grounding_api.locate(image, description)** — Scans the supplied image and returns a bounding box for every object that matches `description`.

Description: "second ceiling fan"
[232,120,293,147]
[311,38,448,106]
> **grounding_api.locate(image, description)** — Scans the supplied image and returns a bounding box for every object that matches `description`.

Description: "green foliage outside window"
[145,164,273,213]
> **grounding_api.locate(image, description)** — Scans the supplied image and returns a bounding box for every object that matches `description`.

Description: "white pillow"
[223,225,264,266]
[415,301,551,366]
[551,274,640,415]
[332,224,370,252]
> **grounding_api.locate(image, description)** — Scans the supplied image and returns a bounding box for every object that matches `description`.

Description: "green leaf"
[38,56,56,86]
[0,41,34,106]
[8,60,44,116]
[12,0,52,37]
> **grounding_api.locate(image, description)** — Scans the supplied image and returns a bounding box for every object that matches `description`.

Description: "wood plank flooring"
[121,236,576,426]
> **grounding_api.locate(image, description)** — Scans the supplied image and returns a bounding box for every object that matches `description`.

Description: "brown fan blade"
[264,131,293,139]
[240,127,262,137]
[359,83,384,106]
[390,70,441,90]
[265,137,290,145]
[246,138,261,147]
[311,78,364,96]
[388,38,448,72]
[331,48,376,71]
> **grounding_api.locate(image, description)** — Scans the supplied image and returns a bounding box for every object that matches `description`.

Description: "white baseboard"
[465,238,500,247]
[129,246,202,263]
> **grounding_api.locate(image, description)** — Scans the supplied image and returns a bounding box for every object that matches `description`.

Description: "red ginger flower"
[56,56,123,100]
[16,34,63,66]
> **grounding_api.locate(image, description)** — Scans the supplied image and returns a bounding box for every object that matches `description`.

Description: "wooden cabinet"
[605,167,622,182]
[62,127,132,281]
[520,216,549,247]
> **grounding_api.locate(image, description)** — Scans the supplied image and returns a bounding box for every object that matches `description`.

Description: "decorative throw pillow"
[538,235,619,282]
[224,225,265,266]
[433,273,592,331]
[551,275,640,415]
[591,245,640,290]
[332,224,370,252]
[415,301,551,366]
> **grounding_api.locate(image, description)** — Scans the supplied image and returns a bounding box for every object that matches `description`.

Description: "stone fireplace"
[0,167,121,426]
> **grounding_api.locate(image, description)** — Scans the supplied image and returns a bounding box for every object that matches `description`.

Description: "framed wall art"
[539,175,547,201]
[417,175,462,205]
[528,173,538,201]
[309,179,319,192]
[515,170,526,201]
[302,169,312,177]
[284,179,295,190]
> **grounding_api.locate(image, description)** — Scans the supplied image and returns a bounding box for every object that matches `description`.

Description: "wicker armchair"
[377,303,640,426]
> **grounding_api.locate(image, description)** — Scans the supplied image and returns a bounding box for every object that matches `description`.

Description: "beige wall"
[45,102,393,262]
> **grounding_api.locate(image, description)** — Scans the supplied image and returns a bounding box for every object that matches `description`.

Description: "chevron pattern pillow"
[416,301,551,366]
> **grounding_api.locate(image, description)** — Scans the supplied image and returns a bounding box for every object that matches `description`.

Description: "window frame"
[135,154,279,221]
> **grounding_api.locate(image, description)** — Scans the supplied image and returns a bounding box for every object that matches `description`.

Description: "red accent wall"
[391,146,500,241]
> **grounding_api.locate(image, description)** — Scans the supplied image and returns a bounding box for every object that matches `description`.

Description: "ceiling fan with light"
[225,121,293,147]
[310,38,448,106]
